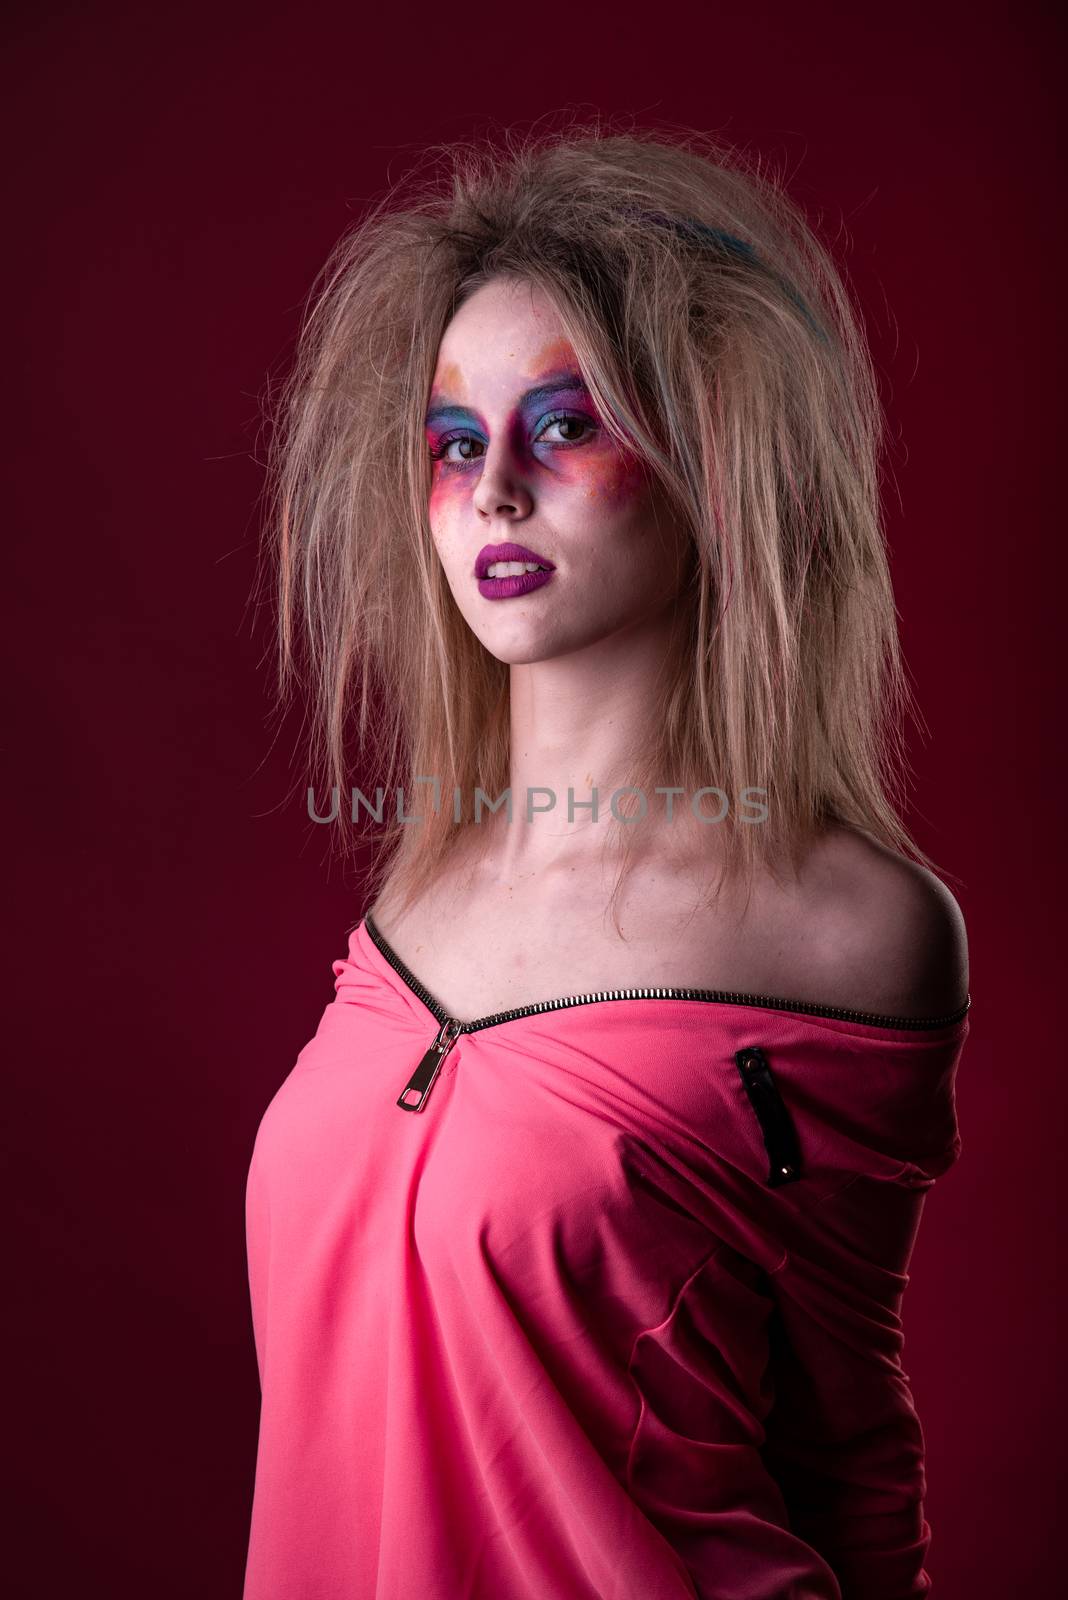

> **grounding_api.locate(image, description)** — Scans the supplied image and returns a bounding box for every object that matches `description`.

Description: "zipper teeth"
[363,914,971,1034]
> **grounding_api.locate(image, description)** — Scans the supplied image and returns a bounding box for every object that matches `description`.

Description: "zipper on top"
[361,914,972,1115]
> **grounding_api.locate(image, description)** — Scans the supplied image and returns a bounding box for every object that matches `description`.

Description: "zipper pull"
[397,1018,462,1112]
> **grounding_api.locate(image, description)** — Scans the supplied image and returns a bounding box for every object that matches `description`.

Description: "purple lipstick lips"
[474,542,556,601]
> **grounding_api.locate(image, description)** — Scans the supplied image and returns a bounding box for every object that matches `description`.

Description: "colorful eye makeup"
[425,370,602,471]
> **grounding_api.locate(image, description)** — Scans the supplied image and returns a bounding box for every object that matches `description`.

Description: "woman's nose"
[471,442,534,521]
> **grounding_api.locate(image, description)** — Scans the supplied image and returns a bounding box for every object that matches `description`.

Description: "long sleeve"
[760,1164,943,1600]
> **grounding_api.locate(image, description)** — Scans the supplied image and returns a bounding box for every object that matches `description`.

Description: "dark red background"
[7,2,1061,1594]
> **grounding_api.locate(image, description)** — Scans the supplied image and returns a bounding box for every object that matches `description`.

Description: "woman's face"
[425,276,691,665]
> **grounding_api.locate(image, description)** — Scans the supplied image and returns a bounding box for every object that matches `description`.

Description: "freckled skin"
[425,278,690,668]
[571,450,652,510]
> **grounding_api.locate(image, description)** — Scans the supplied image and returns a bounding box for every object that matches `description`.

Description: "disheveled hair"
[258,115,944,930]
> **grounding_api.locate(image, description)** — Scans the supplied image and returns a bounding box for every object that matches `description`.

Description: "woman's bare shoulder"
[795,825,970,1019]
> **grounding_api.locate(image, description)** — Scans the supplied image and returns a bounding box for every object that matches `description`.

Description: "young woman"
[243,125,971,1600]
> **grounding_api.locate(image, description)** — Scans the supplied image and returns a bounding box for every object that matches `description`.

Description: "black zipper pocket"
[735,1046,802,1187]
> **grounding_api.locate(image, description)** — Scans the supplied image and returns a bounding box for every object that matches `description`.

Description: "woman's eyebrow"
[425,369,590,427]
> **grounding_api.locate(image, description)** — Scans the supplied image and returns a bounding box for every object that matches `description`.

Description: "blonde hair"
[258,115,945,930]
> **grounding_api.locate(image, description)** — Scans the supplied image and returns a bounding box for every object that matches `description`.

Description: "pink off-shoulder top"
[242,913,971,1600]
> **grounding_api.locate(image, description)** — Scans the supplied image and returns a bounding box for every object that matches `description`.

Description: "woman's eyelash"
[428,434,484,463]
[535,410,597,444]
[428,410,597,464]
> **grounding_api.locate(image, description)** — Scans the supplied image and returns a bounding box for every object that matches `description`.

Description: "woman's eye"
[431,434,485,465]
[535,412,596,446]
